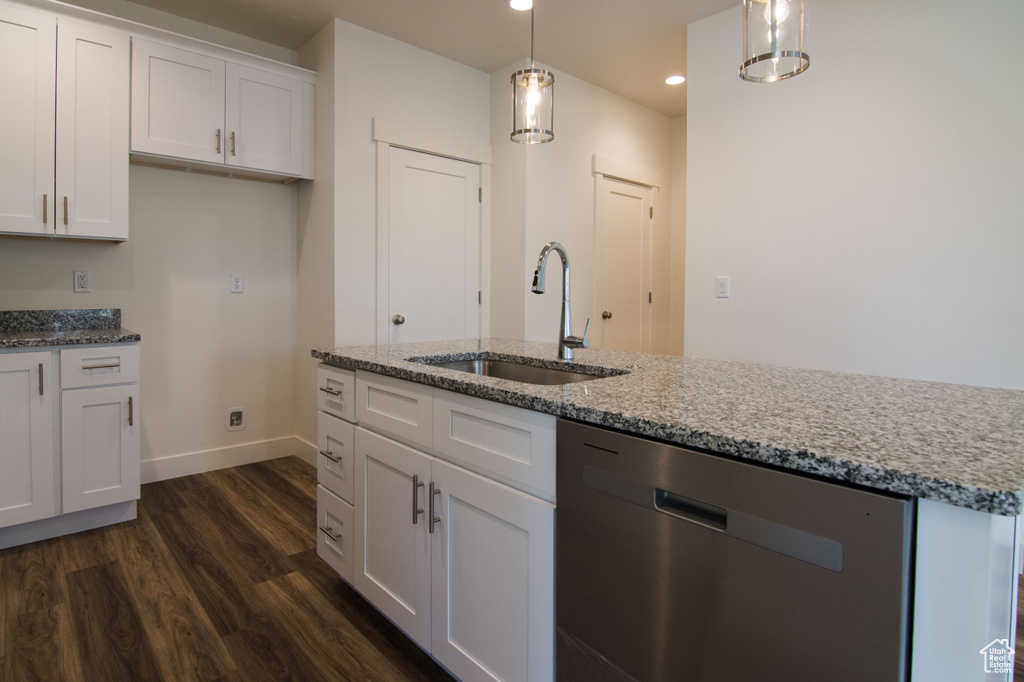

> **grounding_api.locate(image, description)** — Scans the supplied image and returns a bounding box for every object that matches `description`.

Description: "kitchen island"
[313,338,1024,681]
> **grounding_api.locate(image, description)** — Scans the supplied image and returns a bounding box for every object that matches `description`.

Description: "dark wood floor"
[0,456,454,682]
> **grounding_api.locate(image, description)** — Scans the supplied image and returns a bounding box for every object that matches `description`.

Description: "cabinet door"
[0,6,55,237]
[431,459,555,682]
[0,352,55,528]
[55,21,129,240]
[61,384,140,513]
[130,39,225,164]
[225,63,308,176]
[354,427,432,649]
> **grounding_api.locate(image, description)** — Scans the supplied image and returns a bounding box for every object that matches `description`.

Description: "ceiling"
[112,0,740,118]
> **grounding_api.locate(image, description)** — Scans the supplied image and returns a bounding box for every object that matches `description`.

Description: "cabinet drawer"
[356,371,433,449]
[318,411,354,503]
[60,344,139,388]
[317,484,354,584]
[317,364,355,422]
[433,390,557,501]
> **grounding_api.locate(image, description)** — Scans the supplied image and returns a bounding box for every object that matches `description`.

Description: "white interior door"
[594,175,653,352]
[387,147,480,344]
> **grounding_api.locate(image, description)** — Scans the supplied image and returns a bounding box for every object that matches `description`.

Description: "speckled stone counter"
[313,338,1024,516]
[0,309,140,348]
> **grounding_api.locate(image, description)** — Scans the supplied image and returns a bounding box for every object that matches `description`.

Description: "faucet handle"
[566,318,591,350]
[582,317,591,345]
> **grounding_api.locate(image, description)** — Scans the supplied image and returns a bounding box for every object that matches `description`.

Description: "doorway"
[385,146,481,344]
[594,174,654,353]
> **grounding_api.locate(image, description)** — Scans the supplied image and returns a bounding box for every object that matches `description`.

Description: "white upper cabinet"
[130,40,225,165]
[0,7,128,240]
[0,6,55,237]
[131,38,314,179]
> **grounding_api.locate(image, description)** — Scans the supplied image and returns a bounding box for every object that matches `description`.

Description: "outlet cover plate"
[74,271,90,293]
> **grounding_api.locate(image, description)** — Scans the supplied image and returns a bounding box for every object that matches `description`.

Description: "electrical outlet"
[227,407,245,431]
[74,270,91,293]
[230,273,244,293]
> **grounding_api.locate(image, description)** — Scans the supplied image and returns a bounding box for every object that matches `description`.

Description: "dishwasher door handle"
[655,489,727,530]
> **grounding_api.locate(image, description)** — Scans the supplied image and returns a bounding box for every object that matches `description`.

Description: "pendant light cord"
[530,6,536,68]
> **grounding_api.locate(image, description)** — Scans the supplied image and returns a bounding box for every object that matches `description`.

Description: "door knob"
[602,311,613,319]
[393,314,406,325]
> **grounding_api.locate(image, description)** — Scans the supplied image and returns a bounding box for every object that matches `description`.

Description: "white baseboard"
[141,436,317,484]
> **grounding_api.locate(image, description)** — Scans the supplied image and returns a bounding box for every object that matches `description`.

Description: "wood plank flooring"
[0,457,454,682]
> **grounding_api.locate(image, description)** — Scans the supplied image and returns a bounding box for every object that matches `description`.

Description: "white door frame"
[374,118,492,345]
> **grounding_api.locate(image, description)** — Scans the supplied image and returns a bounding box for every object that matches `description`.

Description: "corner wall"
[489,63,679,354]
[686,0,1024,389]
[0,166,301,478]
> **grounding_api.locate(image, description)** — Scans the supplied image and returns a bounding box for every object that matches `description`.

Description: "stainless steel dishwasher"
[556,419,914,682]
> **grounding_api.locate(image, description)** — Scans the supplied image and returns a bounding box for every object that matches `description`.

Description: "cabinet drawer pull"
[319,449,341,464]
[413,474,425,525]
[128,396,134,427]
[216,128,221,153]
[319,525,340,544]
[319,386,342,397]
[63,196,68,226]
[43,194,48,224]
[429,482,441,534]
[39,363,44,396]
[81,362,121,370]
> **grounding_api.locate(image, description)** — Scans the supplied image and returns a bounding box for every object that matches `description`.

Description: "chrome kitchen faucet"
[532,241,590,360]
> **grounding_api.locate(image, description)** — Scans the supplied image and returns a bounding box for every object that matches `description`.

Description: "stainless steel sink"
[410,354,627,385]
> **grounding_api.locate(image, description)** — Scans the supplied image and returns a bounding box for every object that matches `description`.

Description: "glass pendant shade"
[740,0,809,82]
[511,68,554,144]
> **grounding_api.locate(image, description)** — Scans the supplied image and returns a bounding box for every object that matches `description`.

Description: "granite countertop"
[313,338,1024,516]
[0,309,141,348]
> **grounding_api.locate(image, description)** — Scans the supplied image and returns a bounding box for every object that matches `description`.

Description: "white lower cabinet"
[0,342,140,547]
[316,368,556,681]
[354,426,554,682]
[60,382,139,513]
[0,351,56,528]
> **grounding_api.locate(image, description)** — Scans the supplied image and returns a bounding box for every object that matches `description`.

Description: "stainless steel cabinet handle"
[63,196,68,226]
[429,482,441,534]
[38,363,44,396]
[43,194,48,224]
[82,362,121,370]
[413,474,425,525]
[393,315,405,325]
[230,131,236,156]
[128,396,134,426]
[319,386,342,397]
[602,311,613,319]
[216,128,221,153]
[319,524,340,544]
[319,449,341,464]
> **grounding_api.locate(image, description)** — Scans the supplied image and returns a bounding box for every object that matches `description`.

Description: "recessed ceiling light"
[665,75,686,85]
[510,0,532,9]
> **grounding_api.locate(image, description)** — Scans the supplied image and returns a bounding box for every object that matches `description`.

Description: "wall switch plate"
[230,273,244,293]
[716,275,731,298]
[74,271,90,293]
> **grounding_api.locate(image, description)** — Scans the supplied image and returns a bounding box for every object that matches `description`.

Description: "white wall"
[0,166,300,477]
[293,18,491,446]
[686,0,1024,390]
[330,19,491,350]
[490,63,679,354]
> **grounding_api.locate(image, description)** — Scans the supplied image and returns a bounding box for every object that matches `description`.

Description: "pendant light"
[511,3,554,144]
[740,0,809,82]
